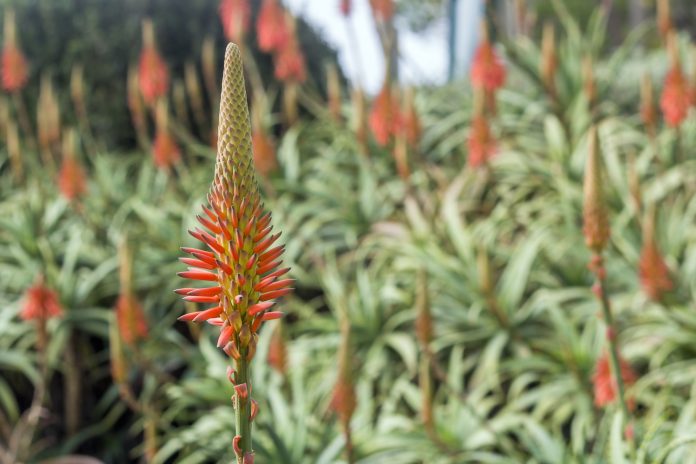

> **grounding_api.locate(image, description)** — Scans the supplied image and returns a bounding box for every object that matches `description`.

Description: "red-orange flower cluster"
[153,130,181,170]
[116,293,149,346]
[219,0,251,44]
[274,32,306,83]
[252,129,277,177]
[257,0,289,53]
[20,281,63,321]
[369,85,400,146]
[2,11,27,93]
[58,156,87,201]
[138,21,169,106]
[471,42,506,94]
[177,44,292,354]
[639,239,673,302]
[592,351,637,409]
[1,44,28,93]
[369,0,394,22]
[639,214,673,302]
[660,65,691,127]
[467,116,496,168]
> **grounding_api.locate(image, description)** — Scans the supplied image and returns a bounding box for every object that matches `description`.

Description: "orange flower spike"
[470,23,506,94]
[20,278,63,321]
[639,206,674,302]
[582,127,610,253]
[152,100,181,170]
[138,19,169,106]
[369,84,400,146]
[58,129,87,202]
[592,351,637,409]
[219,0,251,44]
[116,294,149,346]
[177,44,292,462]
[467,90,496,168]
[330,320,356,432]
[2,9,28,93]
[251,100,278,177]
[661,33,691,128]
[257,0,289,53]
[369,0,395,22]
[116,239,149,346]
[273,14,306,84]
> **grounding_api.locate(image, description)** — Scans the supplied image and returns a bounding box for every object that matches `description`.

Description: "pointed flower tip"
[582,127,609,253]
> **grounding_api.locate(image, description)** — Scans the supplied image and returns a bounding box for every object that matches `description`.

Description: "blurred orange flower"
[257,0,288,53]
[660,65,690,127]
[138,21,169,106]
[116,293,149,346]
[219,0,251,44]
[592,351,636,409]
[58,156,87,202]
[21,281,63,321]
[369,0,394,22]
[369,85,400,146]
[467,116,496,168]
[471,41,506,93]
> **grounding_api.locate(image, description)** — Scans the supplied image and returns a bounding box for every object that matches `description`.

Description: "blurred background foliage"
[0,0,695,463]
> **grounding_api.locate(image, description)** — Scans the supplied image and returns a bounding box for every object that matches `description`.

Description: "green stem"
[234,353,252,463]
[594,253,636,455]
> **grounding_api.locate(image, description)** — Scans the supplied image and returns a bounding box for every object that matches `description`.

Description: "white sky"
[284,0,449,94]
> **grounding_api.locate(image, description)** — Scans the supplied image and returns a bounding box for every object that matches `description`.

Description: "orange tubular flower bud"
[2,9,28,93]
[20,277,64,322]
[470,23,506,94]
[369,84,401,146]
[138,19,169,106]
[58,129,87,202]
[273,14,306,84]
[582,127,610,253]
[369,0,394,23]
[330,320,356,430]
[219,0,251,45]
[467,89,497,168]
[592,350,636,409]
[152,100,181,170]
[257,0,288,53]
[267,322,287,375]
[661,34,691,128]
[251,97,277,177]
[402,87,421,146]
[639,206,674,302]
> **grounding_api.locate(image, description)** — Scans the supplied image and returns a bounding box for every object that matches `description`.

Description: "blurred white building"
[284,0,483,93]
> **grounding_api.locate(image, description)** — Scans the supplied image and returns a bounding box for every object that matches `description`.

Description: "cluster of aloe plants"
[1,0,696,462]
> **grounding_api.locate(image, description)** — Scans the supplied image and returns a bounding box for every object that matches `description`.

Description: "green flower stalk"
[582,126,634,444]
[176,43,293,464]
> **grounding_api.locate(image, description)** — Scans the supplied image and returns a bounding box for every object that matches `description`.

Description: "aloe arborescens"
[176,43,292,463]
